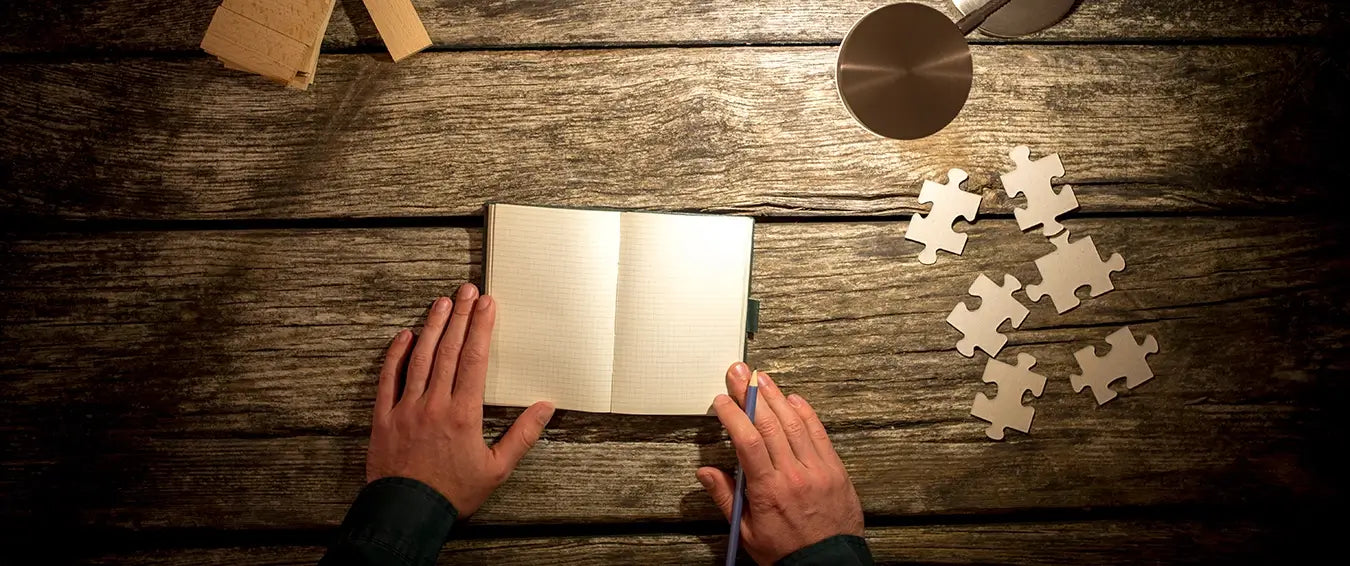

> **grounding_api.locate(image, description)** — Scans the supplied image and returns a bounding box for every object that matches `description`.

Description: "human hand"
[698,363,864,564]
[366,283,555,517]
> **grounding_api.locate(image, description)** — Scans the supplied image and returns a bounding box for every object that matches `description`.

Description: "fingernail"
[433,297,450,312]
[476,295,493,311]
[788,394,804,408]
[757,371,772,386]
[396,329,411,341]
[729,362,749,381]
[535,403,556,425]
[713,394,731,406]
[457,283,478,300]
[696,471,712,488]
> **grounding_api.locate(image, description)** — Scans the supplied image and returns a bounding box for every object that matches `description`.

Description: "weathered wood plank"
[2,217,1345,530]
[78,518,1313,565]
[1,45,1344,220]
[0,0,1342,54]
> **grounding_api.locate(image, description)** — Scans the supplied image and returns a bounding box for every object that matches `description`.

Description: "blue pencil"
[725,371,759,565]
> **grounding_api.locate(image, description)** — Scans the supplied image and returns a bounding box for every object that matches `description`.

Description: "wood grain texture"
[1,45,1344,220]
[0,0,1343,54]
[3,217,1346,530]
[3,2,1344,562]
[77,518,1331,565]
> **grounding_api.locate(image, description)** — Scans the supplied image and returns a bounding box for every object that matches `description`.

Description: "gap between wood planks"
[2,501,1330,553]
[1,0,1343,58]
[2,34,1344,66]
[0,207,1334,235]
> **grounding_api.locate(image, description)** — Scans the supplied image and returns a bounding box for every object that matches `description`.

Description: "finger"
[375,330,412,417]
[696,467,736,521]
[736,371,797,469]
[404,297,452,401]
[727,364,794,466]
[452,294,496,415]
[491,401,556,474]
[757,373,820,466]
[426,283,479,405]
[724,362,751,406]
[713,395,774,478]
[787,393,843,467]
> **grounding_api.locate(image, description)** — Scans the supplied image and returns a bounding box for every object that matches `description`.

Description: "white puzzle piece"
[971,353,1047,440]
[947,273,1029,358]
[905,168,981,265]
[1001,145,1078,237]
[1026,233,1125,314]
[1070,326,1160,405]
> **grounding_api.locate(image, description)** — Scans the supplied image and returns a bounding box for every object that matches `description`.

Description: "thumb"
[491,401,555,475]
[696,467,736,521]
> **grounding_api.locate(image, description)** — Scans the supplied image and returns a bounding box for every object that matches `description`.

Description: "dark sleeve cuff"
[776,534,874,566]
[319,477,459,566]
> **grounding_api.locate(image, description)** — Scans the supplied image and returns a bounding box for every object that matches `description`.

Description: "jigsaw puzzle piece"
[971,353,1047,440]
[1000,145,1078,237]
[946,273,1028,358]
[1070,326,1160,405]
[1025,232,1125,314]
[905,168,981,265]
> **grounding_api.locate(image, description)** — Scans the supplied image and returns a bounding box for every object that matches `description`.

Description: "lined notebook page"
[484,204,620,413]
[610,213,754,414]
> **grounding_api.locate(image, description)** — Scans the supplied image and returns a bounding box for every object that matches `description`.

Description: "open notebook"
[483,204,754,414]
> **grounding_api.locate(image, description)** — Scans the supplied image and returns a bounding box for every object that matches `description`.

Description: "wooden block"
[287,66,314,90]
[219,0,334,42]
[200,5,310,81]
[221,56,298,88]
[286,65,315,91]
[218,56,250,72]
[201,0,337,88]
[287,1,336,90]
[362,0,432,61]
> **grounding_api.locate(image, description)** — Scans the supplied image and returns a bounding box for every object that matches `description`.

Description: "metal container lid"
[836,3,973,140]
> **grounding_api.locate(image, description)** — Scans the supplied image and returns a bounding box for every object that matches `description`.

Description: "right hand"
[697,363,865,564]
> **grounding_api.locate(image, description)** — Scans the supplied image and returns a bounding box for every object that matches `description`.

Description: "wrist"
[776,534,872,566]
[340,477,459,561]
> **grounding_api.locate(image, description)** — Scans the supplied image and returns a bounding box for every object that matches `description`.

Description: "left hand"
[365,283,556,517]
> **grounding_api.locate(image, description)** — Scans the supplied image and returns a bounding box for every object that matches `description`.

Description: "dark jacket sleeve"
[319,477,458,566]
[776,534,874,566]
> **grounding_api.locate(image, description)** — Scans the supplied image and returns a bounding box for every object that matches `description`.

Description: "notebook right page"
[610,212,753,415]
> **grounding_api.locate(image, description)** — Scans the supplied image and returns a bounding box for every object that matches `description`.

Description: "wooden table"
[2,1,1347,563]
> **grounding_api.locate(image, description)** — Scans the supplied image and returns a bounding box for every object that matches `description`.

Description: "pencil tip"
[749,371,759,387]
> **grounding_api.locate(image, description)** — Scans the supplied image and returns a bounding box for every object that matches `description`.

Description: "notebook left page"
[484,204,620,413]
